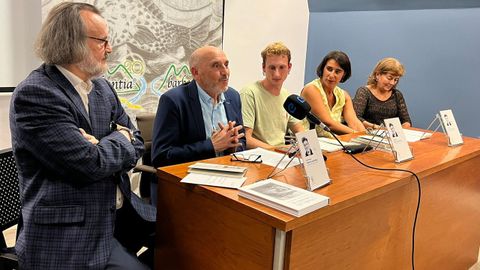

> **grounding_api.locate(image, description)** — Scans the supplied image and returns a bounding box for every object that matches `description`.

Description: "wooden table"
[154,132,480,270]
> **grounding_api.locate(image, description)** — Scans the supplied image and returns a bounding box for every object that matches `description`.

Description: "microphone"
[283,94,370,155]
[283,94,330,131]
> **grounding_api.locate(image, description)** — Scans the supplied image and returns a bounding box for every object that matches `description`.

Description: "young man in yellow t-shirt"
[240,42,304,149]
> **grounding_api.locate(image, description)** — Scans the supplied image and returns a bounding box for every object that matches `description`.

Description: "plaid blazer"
[9,64,156,270]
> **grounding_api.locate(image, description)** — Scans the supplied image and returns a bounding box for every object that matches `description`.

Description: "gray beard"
[77,54,107,79]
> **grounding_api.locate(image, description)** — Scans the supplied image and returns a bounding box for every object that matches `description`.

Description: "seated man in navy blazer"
[10,3,155,269]
[151,45,246,200]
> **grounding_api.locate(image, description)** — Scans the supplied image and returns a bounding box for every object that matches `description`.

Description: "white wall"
[223,0,309,94]
[0,0,41,87]
[0,0,41,149]
[0,94,12,150]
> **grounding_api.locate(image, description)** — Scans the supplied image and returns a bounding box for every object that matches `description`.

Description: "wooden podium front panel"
[154,176,275,270]
[286,181,416,270]
[154,133,480,270]
[415,154,480,270]
[286,150,480,270]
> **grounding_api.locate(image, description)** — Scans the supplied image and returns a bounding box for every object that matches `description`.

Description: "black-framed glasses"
[87,36,109,48]
[231,153,262,163]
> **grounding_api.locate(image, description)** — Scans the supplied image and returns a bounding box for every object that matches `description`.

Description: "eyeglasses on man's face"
[230,153,262,163]
[87,36,110,48]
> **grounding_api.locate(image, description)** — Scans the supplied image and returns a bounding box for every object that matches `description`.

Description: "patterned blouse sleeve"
[395,90,412,125]
[353,86,369,122]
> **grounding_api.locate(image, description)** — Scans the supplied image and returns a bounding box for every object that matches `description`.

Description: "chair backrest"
[136,113,156,165]
[0,148,21,249]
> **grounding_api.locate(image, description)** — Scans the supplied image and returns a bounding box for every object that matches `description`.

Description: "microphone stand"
[360,124,391,152]
[265,139,301,180]
[316,122,372,157]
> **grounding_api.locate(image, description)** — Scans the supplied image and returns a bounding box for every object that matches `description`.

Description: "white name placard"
[439,109,463,146]
[384,117,413,163]
[295,129,331,191]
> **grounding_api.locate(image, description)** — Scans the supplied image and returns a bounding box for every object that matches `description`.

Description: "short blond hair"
[367,57,405,85]
[261,42,291,65]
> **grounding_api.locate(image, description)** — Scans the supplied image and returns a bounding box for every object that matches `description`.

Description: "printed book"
[238,179,329,217]
[187,162,247,178]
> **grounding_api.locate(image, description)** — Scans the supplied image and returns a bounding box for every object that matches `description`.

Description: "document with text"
[181,173,246,189]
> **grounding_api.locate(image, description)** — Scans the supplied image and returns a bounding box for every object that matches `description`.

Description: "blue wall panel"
[308,0,480,12]
[305,8,480,137]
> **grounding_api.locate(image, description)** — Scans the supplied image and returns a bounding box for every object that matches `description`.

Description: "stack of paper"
[238,179,330,217]
[367,128,432,142]
[403,129,432,142]
[317,137,344,152]
[366,129,388,137]
[188,162,247,177]
[180,162,247,189]
[352,135,392,152]
[317,137,366,152]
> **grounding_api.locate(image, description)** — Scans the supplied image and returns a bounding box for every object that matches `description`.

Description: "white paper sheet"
[181,173,246,189]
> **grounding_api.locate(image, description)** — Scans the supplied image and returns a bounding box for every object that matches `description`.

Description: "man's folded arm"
[12,85,141,181]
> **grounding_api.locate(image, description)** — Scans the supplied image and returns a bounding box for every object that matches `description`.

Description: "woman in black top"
[353,57,412,129]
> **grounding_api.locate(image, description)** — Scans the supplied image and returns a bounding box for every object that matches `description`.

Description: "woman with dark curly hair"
[301,51,365,137]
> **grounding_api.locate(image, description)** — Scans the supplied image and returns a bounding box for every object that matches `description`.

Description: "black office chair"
[0,148,20,270]
[132,114,157,268]
[133,113,157,202]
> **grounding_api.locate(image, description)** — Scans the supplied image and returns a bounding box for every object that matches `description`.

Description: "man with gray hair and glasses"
[10,2,155,269]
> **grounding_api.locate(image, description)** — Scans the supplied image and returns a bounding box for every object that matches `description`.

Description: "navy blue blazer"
[9,64,156,270]
[151,80,245,167]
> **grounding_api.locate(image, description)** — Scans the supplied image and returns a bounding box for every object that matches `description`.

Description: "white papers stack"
[188,162,247,177]
[317,137,344,152]
[403,129,432,142]
[238,179,330,217]
[317,137,364,152]
[366,129,388,137]
[367,128,432,142]
[180,162,247,189]
[352,135,392,152]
